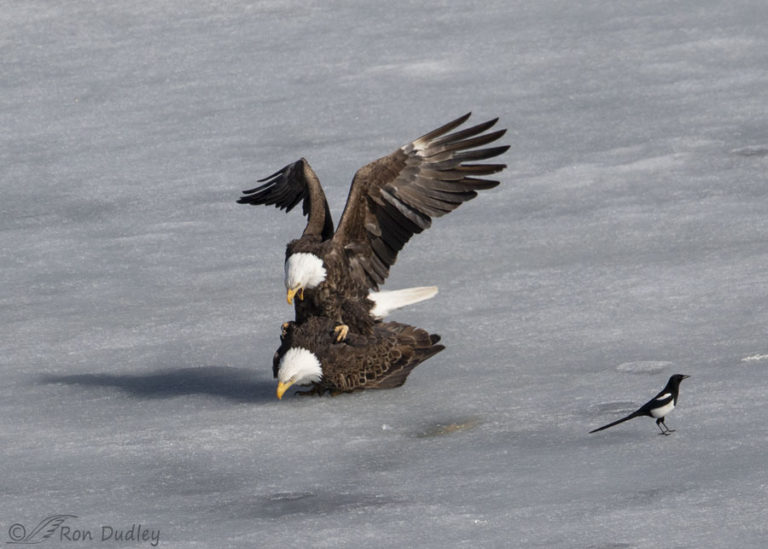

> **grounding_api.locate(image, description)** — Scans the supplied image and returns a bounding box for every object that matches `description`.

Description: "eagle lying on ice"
[273,316,444,398]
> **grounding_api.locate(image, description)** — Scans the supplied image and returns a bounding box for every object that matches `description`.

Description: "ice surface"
[3,1,768,547]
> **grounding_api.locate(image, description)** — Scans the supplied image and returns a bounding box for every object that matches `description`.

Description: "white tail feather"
[369,286,438,319]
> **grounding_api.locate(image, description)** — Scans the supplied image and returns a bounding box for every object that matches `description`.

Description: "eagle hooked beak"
[286,286,304,305]
[276,380,293,400]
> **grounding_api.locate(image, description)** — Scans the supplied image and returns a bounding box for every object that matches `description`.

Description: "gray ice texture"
[2,1,768,548]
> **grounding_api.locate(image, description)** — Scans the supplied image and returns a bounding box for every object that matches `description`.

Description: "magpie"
[589,374,690,435]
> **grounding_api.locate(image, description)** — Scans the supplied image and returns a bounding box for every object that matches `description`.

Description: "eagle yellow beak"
[286,286,304,305]
[276,381,293,400]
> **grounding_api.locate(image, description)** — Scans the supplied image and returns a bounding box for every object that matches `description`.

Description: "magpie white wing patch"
[650,400,675,418]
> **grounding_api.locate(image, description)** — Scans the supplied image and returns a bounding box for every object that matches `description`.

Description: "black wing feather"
[238,160,305,212]
[238,158,334,241]
[333,113,509,288]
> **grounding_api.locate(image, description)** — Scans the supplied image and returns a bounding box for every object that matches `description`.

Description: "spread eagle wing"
[237,157,335,241]
[332,113,509,289]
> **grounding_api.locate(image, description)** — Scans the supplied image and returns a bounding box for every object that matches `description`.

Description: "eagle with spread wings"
[238,113,509,340]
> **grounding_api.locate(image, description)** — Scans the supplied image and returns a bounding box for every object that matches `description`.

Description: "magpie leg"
[656,418,674,435]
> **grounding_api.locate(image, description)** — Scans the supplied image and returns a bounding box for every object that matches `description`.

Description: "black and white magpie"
[589,374,690,435]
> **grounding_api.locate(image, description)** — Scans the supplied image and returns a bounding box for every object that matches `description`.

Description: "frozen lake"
[2,1,768,547]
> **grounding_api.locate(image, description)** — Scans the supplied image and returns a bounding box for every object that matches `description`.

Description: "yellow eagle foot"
[333,324,349,342]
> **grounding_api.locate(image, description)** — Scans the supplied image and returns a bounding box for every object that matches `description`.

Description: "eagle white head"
[276,347,323,399]
[284,252,327,304]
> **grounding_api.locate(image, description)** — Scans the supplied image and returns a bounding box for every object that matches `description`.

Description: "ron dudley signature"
[6,515,160,547]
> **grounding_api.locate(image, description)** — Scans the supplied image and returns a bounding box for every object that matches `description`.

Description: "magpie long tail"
[589,411,641,434]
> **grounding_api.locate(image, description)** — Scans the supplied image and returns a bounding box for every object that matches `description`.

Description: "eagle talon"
[333,324,349,342]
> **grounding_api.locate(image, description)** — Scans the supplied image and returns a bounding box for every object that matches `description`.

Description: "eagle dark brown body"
[238,113,509,337]
[285,237,377,334]
[274,316,444,396]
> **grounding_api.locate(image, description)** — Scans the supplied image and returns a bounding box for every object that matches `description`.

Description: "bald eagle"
[273,316,444,398]
[238,113,508,340]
